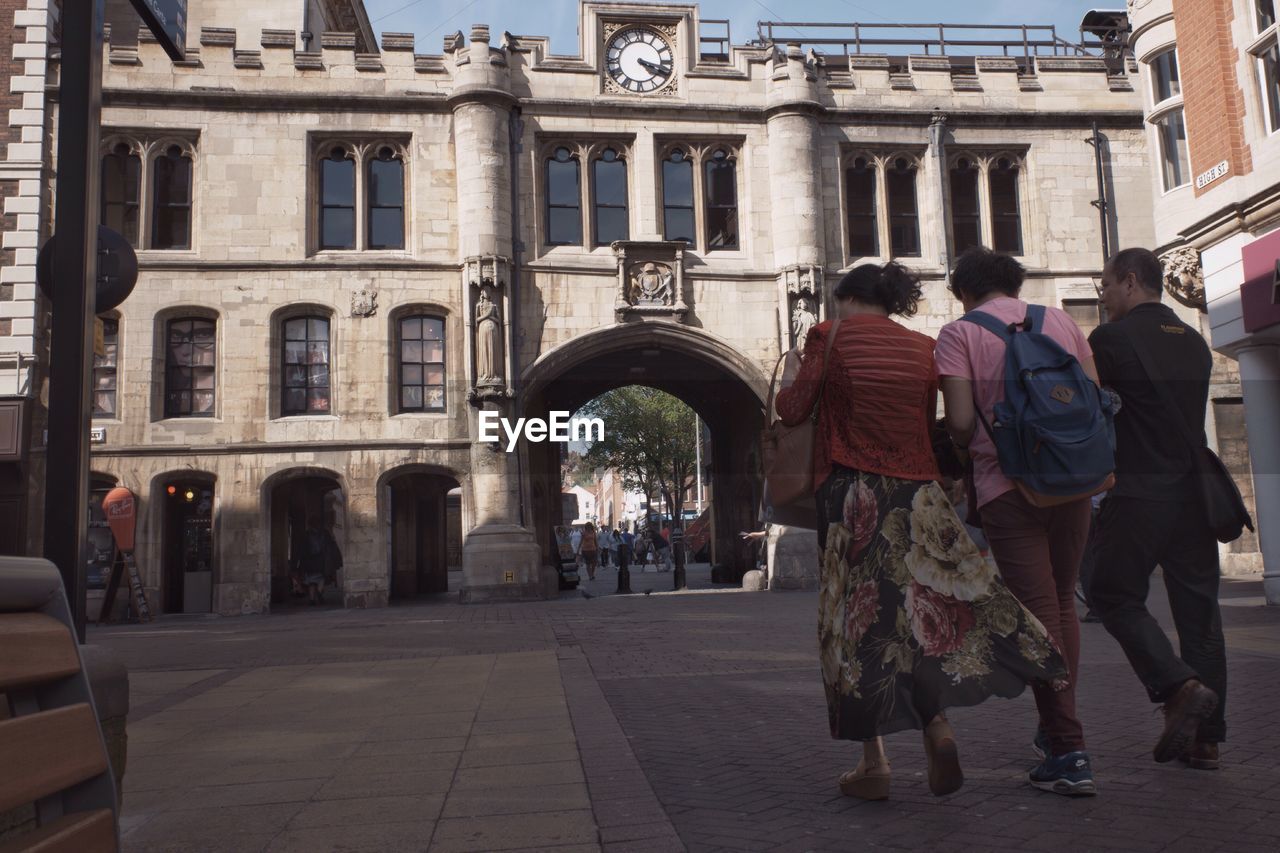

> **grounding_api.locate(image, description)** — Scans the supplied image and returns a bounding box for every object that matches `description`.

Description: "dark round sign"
[36,226,139,313]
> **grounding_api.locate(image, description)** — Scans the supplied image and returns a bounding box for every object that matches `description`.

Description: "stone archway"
[521,321,772,580]
[262,467,346,608]
[377,465,464,599]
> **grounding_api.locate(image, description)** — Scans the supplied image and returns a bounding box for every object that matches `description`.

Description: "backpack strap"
[958,309,1012,341]
[1024,303,1047,334]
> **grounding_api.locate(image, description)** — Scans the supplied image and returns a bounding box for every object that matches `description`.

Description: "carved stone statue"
[791,297,817,347]
[630,262,673,306]
[475,286,502,384]
[1160,246,1207,312]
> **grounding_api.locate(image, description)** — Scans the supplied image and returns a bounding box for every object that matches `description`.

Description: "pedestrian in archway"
[777,261,1067,801]
[301,516,338,606]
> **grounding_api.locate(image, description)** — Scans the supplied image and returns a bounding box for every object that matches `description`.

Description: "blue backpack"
[961,304,1116,503]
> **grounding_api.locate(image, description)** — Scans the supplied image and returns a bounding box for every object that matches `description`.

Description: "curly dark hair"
[950,246,1024,301]
[832,261,923,317]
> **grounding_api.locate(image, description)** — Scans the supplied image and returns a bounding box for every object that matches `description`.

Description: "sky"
[360,0,1115,56]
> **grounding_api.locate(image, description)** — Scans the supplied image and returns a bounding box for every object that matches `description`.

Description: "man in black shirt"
[1087,248,1225,770]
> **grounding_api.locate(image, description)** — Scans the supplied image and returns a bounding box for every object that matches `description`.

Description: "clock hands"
[636,57,670,77]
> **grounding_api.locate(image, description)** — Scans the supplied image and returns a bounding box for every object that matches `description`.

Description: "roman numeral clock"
[603,22,678,96]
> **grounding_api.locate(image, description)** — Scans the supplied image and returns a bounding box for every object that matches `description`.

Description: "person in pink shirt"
[935,248,1100,797]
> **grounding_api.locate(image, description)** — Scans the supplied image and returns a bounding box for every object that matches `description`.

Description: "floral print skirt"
[817,466,1068,742]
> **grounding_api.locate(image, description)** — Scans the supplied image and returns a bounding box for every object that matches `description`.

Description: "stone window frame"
[269,303,340,421]
[153,306,220,422]
[838,148,926,264]
[945,149,1029,258]
[655,139,745,255]
[536,138,634,252]
[1247,4,1280,137]
[1140,42,1191,193]
[92,312,122,421]
[388,304,452,416]
[308,136,412,256]
[98,131,199,252]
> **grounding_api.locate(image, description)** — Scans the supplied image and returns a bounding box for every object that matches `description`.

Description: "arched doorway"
[521,322,769,580]
[156,473,216,614]
[266,470,345,607]
[380,468,463,599]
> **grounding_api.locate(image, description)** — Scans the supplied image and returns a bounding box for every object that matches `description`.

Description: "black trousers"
[1089,495,1227,742]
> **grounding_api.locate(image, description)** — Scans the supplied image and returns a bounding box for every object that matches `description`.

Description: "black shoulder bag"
[1127,334,1254,543]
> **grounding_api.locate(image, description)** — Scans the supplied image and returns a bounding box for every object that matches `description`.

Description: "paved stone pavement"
[91,575,1280,852]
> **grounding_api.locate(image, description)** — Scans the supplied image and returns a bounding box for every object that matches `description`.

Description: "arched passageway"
[267,471,345,607]
[380,468,463,599]
[521,323,770,581]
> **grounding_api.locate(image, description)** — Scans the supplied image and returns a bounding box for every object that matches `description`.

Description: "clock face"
[605,27,674,94]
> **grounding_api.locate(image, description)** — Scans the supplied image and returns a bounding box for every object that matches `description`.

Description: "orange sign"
[102,487,137,552]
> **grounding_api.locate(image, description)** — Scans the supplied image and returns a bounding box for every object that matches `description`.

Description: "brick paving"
[91,575,1280,852]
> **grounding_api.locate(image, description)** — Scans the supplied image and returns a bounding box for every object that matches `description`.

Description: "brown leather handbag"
[761,320,841,529]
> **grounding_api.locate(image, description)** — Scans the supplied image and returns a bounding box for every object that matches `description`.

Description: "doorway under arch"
[521,322,770,580]
[155,472,217,614]
[266,470,345,607]
[380,467,463,599]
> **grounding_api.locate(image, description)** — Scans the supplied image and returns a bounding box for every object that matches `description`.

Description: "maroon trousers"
[981,490,1093,756]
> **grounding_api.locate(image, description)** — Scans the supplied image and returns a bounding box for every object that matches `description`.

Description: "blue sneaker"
[1029,751,1097,797]
[1032,728,1050,761]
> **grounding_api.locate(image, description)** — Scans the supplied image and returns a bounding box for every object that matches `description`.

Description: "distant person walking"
[777,261,1066,801]
[598,526,614,568]
[655,526,674,572]
[1087,248,1226,769]
[617,527,634,572]
[580,522,599,581]
[299,517,340,606]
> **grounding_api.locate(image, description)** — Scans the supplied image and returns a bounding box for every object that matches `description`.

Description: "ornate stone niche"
[464,255,514,405]
[611,241,688,321]
[779,264,824,349]
[1160,246,1207,313]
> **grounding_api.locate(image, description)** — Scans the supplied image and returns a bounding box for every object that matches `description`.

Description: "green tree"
[579,387,697,526]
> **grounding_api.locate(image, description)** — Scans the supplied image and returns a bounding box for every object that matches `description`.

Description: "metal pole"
[44,0,104,643]
[1089,121,1111,266]
[694,414,702,513]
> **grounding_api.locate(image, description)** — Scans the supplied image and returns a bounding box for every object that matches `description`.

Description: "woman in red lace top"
[775,263,1068,802]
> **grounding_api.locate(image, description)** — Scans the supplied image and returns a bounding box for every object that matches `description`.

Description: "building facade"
[15,1,1232,614]
[1128,0,1280,601]
[0,0,53,554]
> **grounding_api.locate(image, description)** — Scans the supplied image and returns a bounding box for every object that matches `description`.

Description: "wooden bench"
[0,558,120,853]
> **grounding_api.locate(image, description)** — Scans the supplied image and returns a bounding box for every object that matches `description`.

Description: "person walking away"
[1087,248,1225,769]
[580,522,599,581]
[935,247,1103,796]
[635,532,649,572]
[777,262,1067,801]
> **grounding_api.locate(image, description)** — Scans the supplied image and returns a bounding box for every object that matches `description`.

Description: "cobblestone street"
[95,577,1280,852]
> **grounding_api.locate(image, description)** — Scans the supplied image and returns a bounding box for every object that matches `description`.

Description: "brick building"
[11,1,1243,614]
[1128,0,1280,602]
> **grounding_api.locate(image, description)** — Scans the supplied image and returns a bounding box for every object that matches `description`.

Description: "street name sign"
[129,0,187,62]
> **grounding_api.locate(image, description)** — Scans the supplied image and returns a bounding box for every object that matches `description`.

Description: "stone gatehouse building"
[5,0,1252,614]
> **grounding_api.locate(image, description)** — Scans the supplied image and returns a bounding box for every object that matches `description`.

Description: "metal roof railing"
[699,18,731,62]
[753,21,1095,64]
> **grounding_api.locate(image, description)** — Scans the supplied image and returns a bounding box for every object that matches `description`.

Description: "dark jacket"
[1088,302,1212,502]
